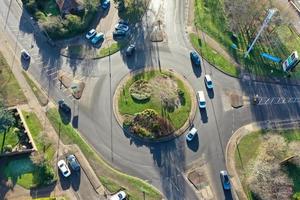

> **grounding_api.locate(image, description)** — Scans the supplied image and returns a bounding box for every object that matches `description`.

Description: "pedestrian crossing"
[256,97,300,105]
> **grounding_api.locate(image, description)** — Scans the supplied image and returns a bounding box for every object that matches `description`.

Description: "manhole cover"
[231,93,243,108]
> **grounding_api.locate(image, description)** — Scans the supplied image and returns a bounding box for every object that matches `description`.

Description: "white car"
[196,91,206,109]
[110,191,126,200]
[57,160,71,177]
[114,23,129,32]
[186,127,197,142]
[85,29,96,39]
[204,74,213,89]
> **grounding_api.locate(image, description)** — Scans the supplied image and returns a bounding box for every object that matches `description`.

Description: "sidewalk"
[225,120,300,200]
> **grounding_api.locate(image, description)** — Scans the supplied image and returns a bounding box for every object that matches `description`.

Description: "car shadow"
[200,109,208,123]
[223,188,233,200]
[72,115,79,128]
[207,88,214,99]
[191,62,201,78]
[58,109,71,125]
[21,58,30,71]
[58,169,71,190]
[186,134,199,152]
[70,169,81,191]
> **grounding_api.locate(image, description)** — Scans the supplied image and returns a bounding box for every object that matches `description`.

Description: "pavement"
[1,0,300,200]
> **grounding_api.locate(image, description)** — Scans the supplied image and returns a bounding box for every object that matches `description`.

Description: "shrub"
[177,89,184,97]
[34,11,46,21]
[129,80,152,101]
[65,14,82,33]
[4,145,12,152]
[34,162,55,186]
[293,192,300,200]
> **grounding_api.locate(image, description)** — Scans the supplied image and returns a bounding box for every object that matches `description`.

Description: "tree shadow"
[58,168,71,190]
[29,183,56,199]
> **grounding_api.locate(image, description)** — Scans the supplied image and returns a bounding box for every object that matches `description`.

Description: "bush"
[293,192,300,200]
[34,162,55,186]
[34,11,46,21]
[4,145,12,152]
[129,80,152,101]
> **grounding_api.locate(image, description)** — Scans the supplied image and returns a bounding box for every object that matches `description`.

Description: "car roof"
[205,74,212,81]
[189,127,197,134]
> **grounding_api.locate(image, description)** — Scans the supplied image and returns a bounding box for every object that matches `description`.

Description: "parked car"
[190,51,200,66]
[220,170,231,190]
[66,154,80,171]
[58,99,71,114]
[101,0,110,9]
[204,74,213,89]
[91,32,104,44]
[110,191,126,200]
[113,30,126,38]
[186,127,197,142]
[126,44,135,56]
[58,160,71,177]
[114,23,129,32]
[21,49,30,60]
[85,29,96,39]
[196,91,206,109]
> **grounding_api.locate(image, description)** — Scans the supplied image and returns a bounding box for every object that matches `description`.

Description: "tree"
[0,102,15,153]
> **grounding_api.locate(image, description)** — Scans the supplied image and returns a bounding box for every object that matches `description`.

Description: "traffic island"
[113,69,196,141]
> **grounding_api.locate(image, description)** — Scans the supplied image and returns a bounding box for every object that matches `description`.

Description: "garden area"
[235,129,300,200]
[118,70,192,138]
[0,111,56,189]
[193,0,300,78]
[22,0,100,39]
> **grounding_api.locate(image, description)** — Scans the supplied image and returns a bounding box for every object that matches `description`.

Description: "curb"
[112,68,197,143]
[225,119,300,200]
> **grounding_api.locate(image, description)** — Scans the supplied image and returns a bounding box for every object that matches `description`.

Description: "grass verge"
[0,51,26,106]
[47,108,162,200]
[22,71,48,106]
[189,33,240,77]
[98,41,127,58]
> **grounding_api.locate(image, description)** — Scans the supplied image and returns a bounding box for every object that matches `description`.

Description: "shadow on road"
[191,62,202,77]
[29,183,56,199]
[200,108,208,123]
[207,88,214,99]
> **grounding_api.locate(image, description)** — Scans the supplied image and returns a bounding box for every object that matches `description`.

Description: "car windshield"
[118,194,123,198]
[207,80,212,85]
[59,163,64,168]
[200,102,205,105]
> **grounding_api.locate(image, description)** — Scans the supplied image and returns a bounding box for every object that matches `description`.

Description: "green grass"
[119,0,149,23]
[99,176,122,193]
[46,108,162,200]
[235,131,263,173]
[189,33,240,77]
[98,42,126,58]
[193,0,300,78]
[22,111,55,161]
[0,51,26,106]
[22,71,48,106]
[279,129,300,142]
[0,128,19,149]
[118,70,192,130]
[2,156,36,189]
[42,0,60,16]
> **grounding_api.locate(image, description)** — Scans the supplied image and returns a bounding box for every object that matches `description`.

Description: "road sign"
[282,51,299,72]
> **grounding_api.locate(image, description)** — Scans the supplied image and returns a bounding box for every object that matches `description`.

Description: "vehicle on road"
[190,51,200,66]
[115,23,129,32]
[21,49,30,60]
[186,127,197,142]
[196,91,206,109]
[85,29,96,39]
[58,160,71,177]
[66,154,80,171]
[204,74,213,89]
[113,30,126,38]
[110,191,126,200]
[58,99,71,114]
[101,0,110,9]
[220,170,231,190]
[91,32,104,44]
[126,44,135,56]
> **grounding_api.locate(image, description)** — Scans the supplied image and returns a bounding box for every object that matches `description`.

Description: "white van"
[197,91,206,108]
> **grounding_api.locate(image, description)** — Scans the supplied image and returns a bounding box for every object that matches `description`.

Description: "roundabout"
[113,69,196,140]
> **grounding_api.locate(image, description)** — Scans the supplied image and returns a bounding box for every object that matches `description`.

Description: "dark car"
[118,19,129,26]
[113,30,126,38]
[66,154,80,171]
[126,44,135,56]
[190,51,200,66]
[101,0,110,10]
[58,99,71,114]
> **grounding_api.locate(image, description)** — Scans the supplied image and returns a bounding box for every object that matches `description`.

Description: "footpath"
[226,120,300,200]
[0,25,105,200]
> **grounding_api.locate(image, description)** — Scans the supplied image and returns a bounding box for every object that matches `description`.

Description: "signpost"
[282,51,299,72]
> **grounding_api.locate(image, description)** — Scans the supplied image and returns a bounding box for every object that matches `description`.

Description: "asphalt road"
[1,0,300,200]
